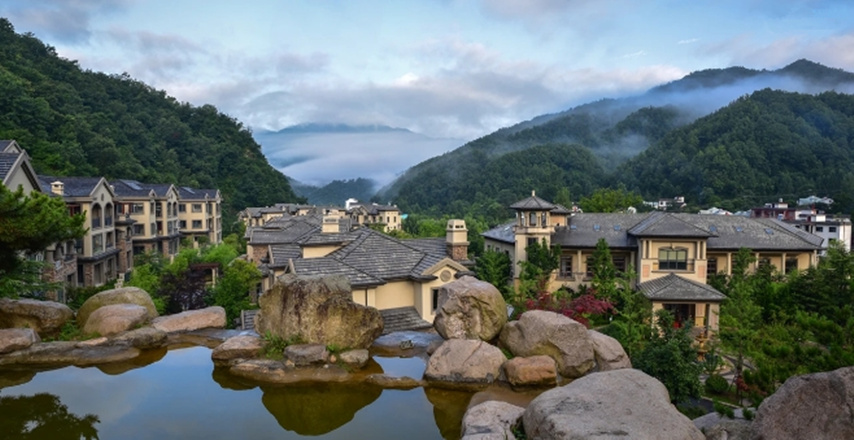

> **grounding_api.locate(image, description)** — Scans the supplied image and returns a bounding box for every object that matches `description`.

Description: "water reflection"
[262,384,383,435]
[0,393,99,440]
[424,387,473,440]
[96,348,167,375]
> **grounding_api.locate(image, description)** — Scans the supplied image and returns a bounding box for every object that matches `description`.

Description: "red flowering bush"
[522,292,615,327]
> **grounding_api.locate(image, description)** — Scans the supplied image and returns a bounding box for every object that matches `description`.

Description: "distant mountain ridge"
[382,59,854,217]
[266,123,411,135]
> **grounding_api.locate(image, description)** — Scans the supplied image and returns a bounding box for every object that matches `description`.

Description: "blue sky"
[1,0,853,141]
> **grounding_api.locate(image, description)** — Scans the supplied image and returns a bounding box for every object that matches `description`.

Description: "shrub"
[705,374,730,395]
[742,408,755,421]
[713,399,735,419]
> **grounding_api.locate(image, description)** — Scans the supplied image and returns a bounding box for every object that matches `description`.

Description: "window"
[830,226,837,233]
[192,220,202,229]
[785,257,799,274]
[133,224,144,236]
[131,203,144,214]
[93,234,103,254]
[613,256,626,273]
[179,220,187,229]
[432,288,441,311]
[529,212,536,227]
[816,226,824,232]
[707,258,718,278]
[179,204,186,213]
[559,255,573,279]
[585,256,594,279]
[155,204,162,218]
[192,204,203,213]
[658,248,687,270]
[527,237,537,247]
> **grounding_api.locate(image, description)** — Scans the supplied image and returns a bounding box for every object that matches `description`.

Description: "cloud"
[0,0,131,43]
[678,38,699,45]
[699,31,854,71]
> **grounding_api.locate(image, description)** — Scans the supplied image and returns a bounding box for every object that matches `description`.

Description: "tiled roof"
[328,230,429,280]
[178,186,220,200]
[0,152,18,183]
[672,214,824,250]
[550,204,573,214]
[269,244,302,265]
[552,213,648,248]
[510,194,556,210]
[111,179,155,197]
[482,221,516,244]
[638,273,726,302]
[404,238,447,256]
[0,140,13,151]
[289,257,384,287]
[628,212,714,238]
[38,175,105,198]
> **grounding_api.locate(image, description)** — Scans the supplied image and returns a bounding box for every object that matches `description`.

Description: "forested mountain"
[384,60,854,219]
[0,19,301,229]
[618,89,854,212]
[290,177,377,206]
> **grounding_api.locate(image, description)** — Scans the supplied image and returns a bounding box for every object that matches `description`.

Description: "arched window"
[658,247,688,270]
[91,204,102,229]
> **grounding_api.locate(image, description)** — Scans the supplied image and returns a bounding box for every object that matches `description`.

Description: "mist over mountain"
[253,124,462,188]
[382,60,854,218]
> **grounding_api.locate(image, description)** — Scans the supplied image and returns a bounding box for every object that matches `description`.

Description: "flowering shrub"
[522,292,615,327]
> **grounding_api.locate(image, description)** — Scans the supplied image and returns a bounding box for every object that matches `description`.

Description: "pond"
[0,346,484,440]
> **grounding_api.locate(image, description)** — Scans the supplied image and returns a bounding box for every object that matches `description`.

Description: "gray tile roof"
[403,238,447,256]
[269,244,302,265]
[551,204,573,214]
[328,230,430,280]
[638,273,726,302]
[0,140,13,151]
[672,214,824,250]
[38,175,105,198]
[552,213,648,248]
[289,257,384,287]
[178,186,220,200]
[510,194,556,210]
[482,221,516,244]
[628,212,714,238]
[111,179,155,197]
[0,152,18,183]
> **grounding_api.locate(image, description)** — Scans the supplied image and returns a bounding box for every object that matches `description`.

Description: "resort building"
[177,186,223,246]
[112,180,182,259]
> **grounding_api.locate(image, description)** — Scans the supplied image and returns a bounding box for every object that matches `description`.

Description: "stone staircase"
[380,307,433,334]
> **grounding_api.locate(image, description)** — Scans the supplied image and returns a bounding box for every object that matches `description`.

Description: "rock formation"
[151,306,226,332]
[461,400,525,440]
[82,304,149,337]
[254,274,383,350]
[433,275,507,341]
[424,339,506,388]
[499,310,594,378]
[588,329,632,371]
[0,298,73,335]
[77,286,158,328]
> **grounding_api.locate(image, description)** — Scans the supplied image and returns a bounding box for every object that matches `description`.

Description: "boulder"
[112,327,168,349]
[588,329,632,371]
[211,335,264,364]
[0,298,73,335]
[461,400,525,440]
[0,341,141,367]
[284,343,329,366]
[255,274,383,350]
[82,304,149,337]
[337,349,370,368]
[0,328,40,354]
[364,374,423,389]
[433,275,508,341]
[77,287,158,328]
[693,411,753,440]
[499,310,594,378]
[503,355,557,387]
[752,366,854,440]
[424,339,506,387]
[523,369,704,439]
[151,306,226,333]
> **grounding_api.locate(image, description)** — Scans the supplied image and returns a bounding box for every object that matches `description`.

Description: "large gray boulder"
[82,304,149,337]
[424,339,506,388]
[151,306,226,333]
[0,328,40,354]
[752,366,854,440]
[255,274,383,350]
[77,287,158,329]
[0,298,73,335]
[503,355,557,387]
[461,400,525,440]
[523,369,704,439]
[499,310,594,378]
[588,329,632,371]
[211,335,264,364]
[433,275,507,341]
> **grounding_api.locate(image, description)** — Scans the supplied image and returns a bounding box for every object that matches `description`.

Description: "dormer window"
[658,247,688,271]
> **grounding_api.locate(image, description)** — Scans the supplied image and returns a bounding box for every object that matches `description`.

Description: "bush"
[705,374,730,395]
[713,399,735,419]
[742,408,755,421]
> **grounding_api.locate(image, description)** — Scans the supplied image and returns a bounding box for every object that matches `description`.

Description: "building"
[246,213,472,323]
[790,213,852,253]
[112,180,181,259]
[177,186,223,246]
[347,202,402,232]
[1,141,78,300]
[240,201,403,232]
[483,192,823,332]
[39,176,122,288]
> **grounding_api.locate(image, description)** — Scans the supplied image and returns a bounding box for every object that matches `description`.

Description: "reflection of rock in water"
[261,383,382,435]
[0,369,36,389]
[96,348,167,375]
[424,386,474,440]
[211,366,257,391]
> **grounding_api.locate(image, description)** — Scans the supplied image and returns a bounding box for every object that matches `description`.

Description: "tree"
[518,238,560,296]
[634,309,703,403]
[208,259,261,327]
[475,249,512,297]
[0,392,99,439]
[590,238,618,302]
[554,187,573,208]
[0,185,86,297]
[579,186,643,213]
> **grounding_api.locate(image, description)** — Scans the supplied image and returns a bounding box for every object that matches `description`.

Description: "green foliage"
[0,259,58,299]
[633,310,703,403]
[601,268,653,358]
[579,186,643,213]
[518,239,560,296]
[475,250,513,297]
[713,399,735,419]
[705,374,730,395]
[742,408,755,421]
[0,392,100,439]
[66,283,114,310]
[718,249,763,386]
[590,238,619,302]
[208,259,261,327]
[262,331,305,360]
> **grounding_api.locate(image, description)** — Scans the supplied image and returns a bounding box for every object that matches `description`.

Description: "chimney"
[321,210,339,234]
[446,219,469,261]
[50,181,64,196]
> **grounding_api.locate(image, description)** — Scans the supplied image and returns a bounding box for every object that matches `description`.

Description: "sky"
[1,0,853,143]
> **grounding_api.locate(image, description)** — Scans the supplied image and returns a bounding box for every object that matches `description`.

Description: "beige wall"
[4,167,38,194]
[302,245,343,259]
[374,281,417,311]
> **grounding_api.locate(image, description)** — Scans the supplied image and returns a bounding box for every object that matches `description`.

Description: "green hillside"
[618,89,854,212]
[0,19,301,229]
